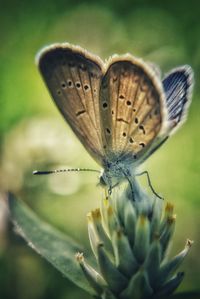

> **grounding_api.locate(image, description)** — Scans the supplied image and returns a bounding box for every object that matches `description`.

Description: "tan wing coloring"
[37,44,105,165]
[99,55,166,162]
[37,44,166,166]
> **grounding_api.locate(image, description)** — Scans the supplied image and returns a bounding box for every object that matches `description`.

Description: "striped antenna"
[33,168,101,175]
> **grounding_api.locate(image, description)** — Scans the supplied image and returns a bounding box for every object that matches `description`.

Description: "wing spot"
[61,82,66,89]
[139,125,146,134]
[139,142,145,148]
[134,155,137,159]
[84,84,89,91]
[102,102,108,109]
[122,132,127,137]
[103,145,107,149]
[135,117,139,124]
[133,108,136,112]
[67,80,73,87]
[57,90,61,95]
[129,137,134,143]
[76,82,81,89]
[112,110,114,115]
[76,110,86,117]
[117,118,129,124]
[106,128,111,134]
[126,100,131,106]
[119,95,125,100]
[94,89,97,93]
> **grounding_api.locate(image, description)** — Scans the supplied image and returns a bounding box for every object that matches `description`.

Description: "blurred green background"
[0,0,200,298]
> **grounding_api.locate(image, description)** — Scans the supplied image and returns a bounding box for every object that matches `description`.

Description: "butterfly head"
[99,172,109,188]
[99,159,132,192]
[99,163,113,189]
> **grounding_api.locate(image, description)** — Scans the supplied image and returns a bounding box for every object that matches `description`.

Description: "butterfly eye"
[99,175,107,186]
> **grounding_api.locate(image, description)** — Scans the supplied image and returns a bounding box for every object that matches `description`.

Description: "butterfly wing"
[37,43,193,169]
[163,65,193,132]
[138,65,194,163]
[99,55,167,163]
[37,44,105,165]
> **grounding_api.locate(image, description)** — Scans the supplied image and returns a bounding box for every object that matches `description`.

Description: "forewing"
[37,44,104,165]
[99,56,166,161]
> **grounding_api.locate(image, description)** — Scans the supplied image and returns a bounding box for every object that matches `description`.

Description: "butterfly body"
[99,158,132,188]
[37,43,193,193]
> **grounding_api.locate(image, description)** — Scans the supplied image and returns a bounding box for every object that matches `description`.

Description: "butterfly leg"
[108,182,120,195]
[120,169,135,199]
[125,175,135,199]
[104,188,109,200]
[108,185,112,195]
[135,171,163,200]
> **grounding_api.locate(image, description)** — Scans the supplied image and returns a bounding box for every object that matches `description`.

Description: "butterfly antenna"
[33,168,101,175]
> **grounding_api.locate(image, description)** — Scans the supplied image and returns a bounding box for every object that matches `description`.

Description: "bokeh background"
[0,0,200,298]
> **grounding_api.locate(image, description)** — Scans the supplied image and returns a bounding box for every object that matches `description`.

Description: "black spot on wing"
[117,118,129,124]
[76,110,86,117]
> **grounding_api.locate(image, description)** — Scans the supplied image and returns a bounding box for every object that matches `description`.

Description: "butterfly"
[35,43,194,196]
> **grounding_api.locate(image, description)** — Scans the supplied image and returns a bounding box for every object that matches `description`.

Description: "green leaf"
[8,193,94,295]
